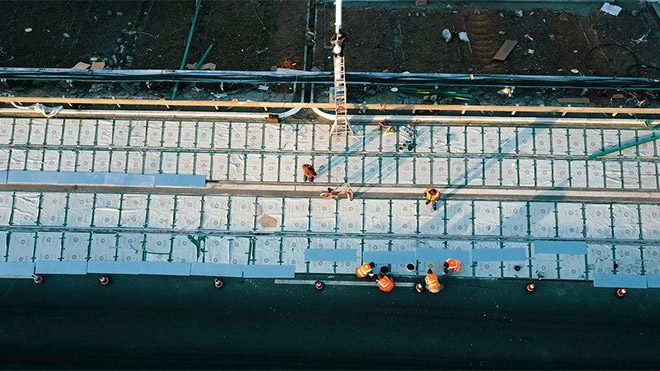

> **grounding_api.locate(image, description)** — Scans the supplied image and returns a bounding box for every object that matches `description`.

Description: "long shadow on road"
[0,275,658,369]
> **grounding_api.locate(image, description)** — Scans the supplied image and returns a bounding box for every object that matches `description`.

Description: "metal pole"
[171,0,203,100]
[588,133,660,159]
[194,43,214,70]
[335,0,342,34]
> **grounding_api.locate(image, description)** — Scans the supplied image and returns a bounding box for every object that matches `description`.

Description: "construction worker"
[356,261,375,278]
[444,258,462,274]
[424,187,440,211]
[425,269,443,294]
[331,29,347,56]
[302,163,317,182]
[376,273,395,293]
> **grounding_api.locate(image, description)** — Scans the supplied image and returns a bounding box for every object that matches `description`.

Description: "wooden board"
[492,40,518,61]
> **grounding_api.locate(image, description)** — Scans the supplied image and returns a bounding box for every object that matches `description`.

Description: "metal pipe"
[0,68,657,90]
[194,43,214,70]
[171,0,203,100]
[588,133,660,159]
[335,0,342,34]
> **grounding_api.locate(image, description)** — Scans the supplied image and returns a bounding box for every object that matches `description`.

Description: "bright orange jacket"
[425,273,442,293]
[424,188,440,202]
[377,275,395,292]
[355,263,373,278]
[302,164,317,177]
[446,258,462,273]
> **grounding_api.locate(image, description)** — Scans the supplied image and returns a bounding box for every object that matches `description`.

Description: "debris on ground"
[258,84,269,91]
[442,29,452,43]
[458,32,469,43]
[493,40,517,61]
[557,97,591,104]
[280,58,296,69]
[90,61,105,70]
[600,2,622,16]
[515,10,523,18]
[524,34,534,42]
[72,61,91,69]
[497,86,515,97]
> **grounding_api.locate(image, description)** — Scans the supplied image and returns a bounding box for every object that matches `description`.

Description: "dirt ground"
[0,1,657,78]
[314,5,659,77]
[0,0,307,71]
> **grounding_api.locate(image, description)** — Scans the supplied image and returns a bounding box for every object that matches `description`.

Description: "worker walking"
[444,258,462,274]
[425,269,443,294]
[355,261,375,278]
[302,163,317,182]
[376,273,395,293]
[424,187,440,211]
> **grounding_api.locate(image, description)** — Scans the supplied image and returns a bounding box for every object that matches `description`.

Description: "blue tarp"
[155,174,206,188]
[305,249,356,262]
[593,273,648,288]
[363,250,416,264]
[87,260,141,274]
[35,261,88,275]
[190,263,244,277]
[472,248,527,262]
[138,262,192,276]
[534,240,587,255]
[243,265,295,278]
[416,248,470,263]
[0,262,34,277]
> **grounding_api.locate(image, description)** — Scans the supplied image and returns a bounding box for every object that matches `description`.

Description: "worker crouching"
[425,269,443,294]
[444,258,462,274]
[424,187,440,211]
[302,164,317,182]
[355,261,375,278]
[376,273,395,293]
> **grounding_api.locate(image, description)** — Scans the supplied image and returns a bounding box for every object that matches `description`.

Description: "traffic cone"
[214,278,224,289]
[526,283,536,293]
[315,280,325,290]
[99,276,110,286]
[32,275,43,284]
[616,288,627,298]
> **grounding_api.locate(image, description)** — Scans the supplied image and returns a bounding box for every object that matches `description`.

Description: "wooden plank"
[492,40,518,61]
[0,96,659,115]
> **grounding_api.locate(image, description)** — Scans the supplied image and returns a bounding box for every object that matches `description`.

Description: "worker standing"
[425,269,443,294]
[444,258,462,274]
[355,261,375,278]
[376,273,395,293]
[424,187,440,211]
[302,163,317,182]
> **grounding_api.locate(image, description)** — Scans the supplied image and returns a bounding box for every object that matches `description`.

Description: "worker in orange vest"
[302,163,317,182]
[444,258,462,274]
[424,187,440,211]
[425,269,443,293]
[376,273,395,293]
[355,261,375,278]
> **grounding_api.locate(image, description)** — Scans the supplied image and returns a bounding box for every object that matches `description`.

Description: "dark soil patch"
[0,0,307,71]
[314,5,659,77]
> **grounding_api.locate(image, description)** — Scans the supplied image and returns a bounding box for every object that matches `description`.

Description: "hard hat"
[333,45,342,55]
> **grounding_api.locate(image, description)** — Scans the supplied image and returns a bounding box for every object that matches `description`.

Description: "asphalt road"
[0,275,658,369]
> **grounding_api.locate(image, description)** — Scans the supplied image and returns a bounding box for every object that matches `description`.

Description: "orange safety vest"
[425,188,440,202]
[446,258,462,273]
[425,273,442,293]
[302,164,317,177]
[355,263,373,278]
[377,275,395,292]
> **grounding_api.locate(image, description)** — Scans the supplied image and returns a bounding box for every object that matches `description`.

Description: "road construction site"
[0,108,658,287]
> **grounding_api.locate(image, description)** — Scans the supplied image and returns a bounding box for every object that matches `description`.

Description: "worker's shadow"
[315,125,382,181]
